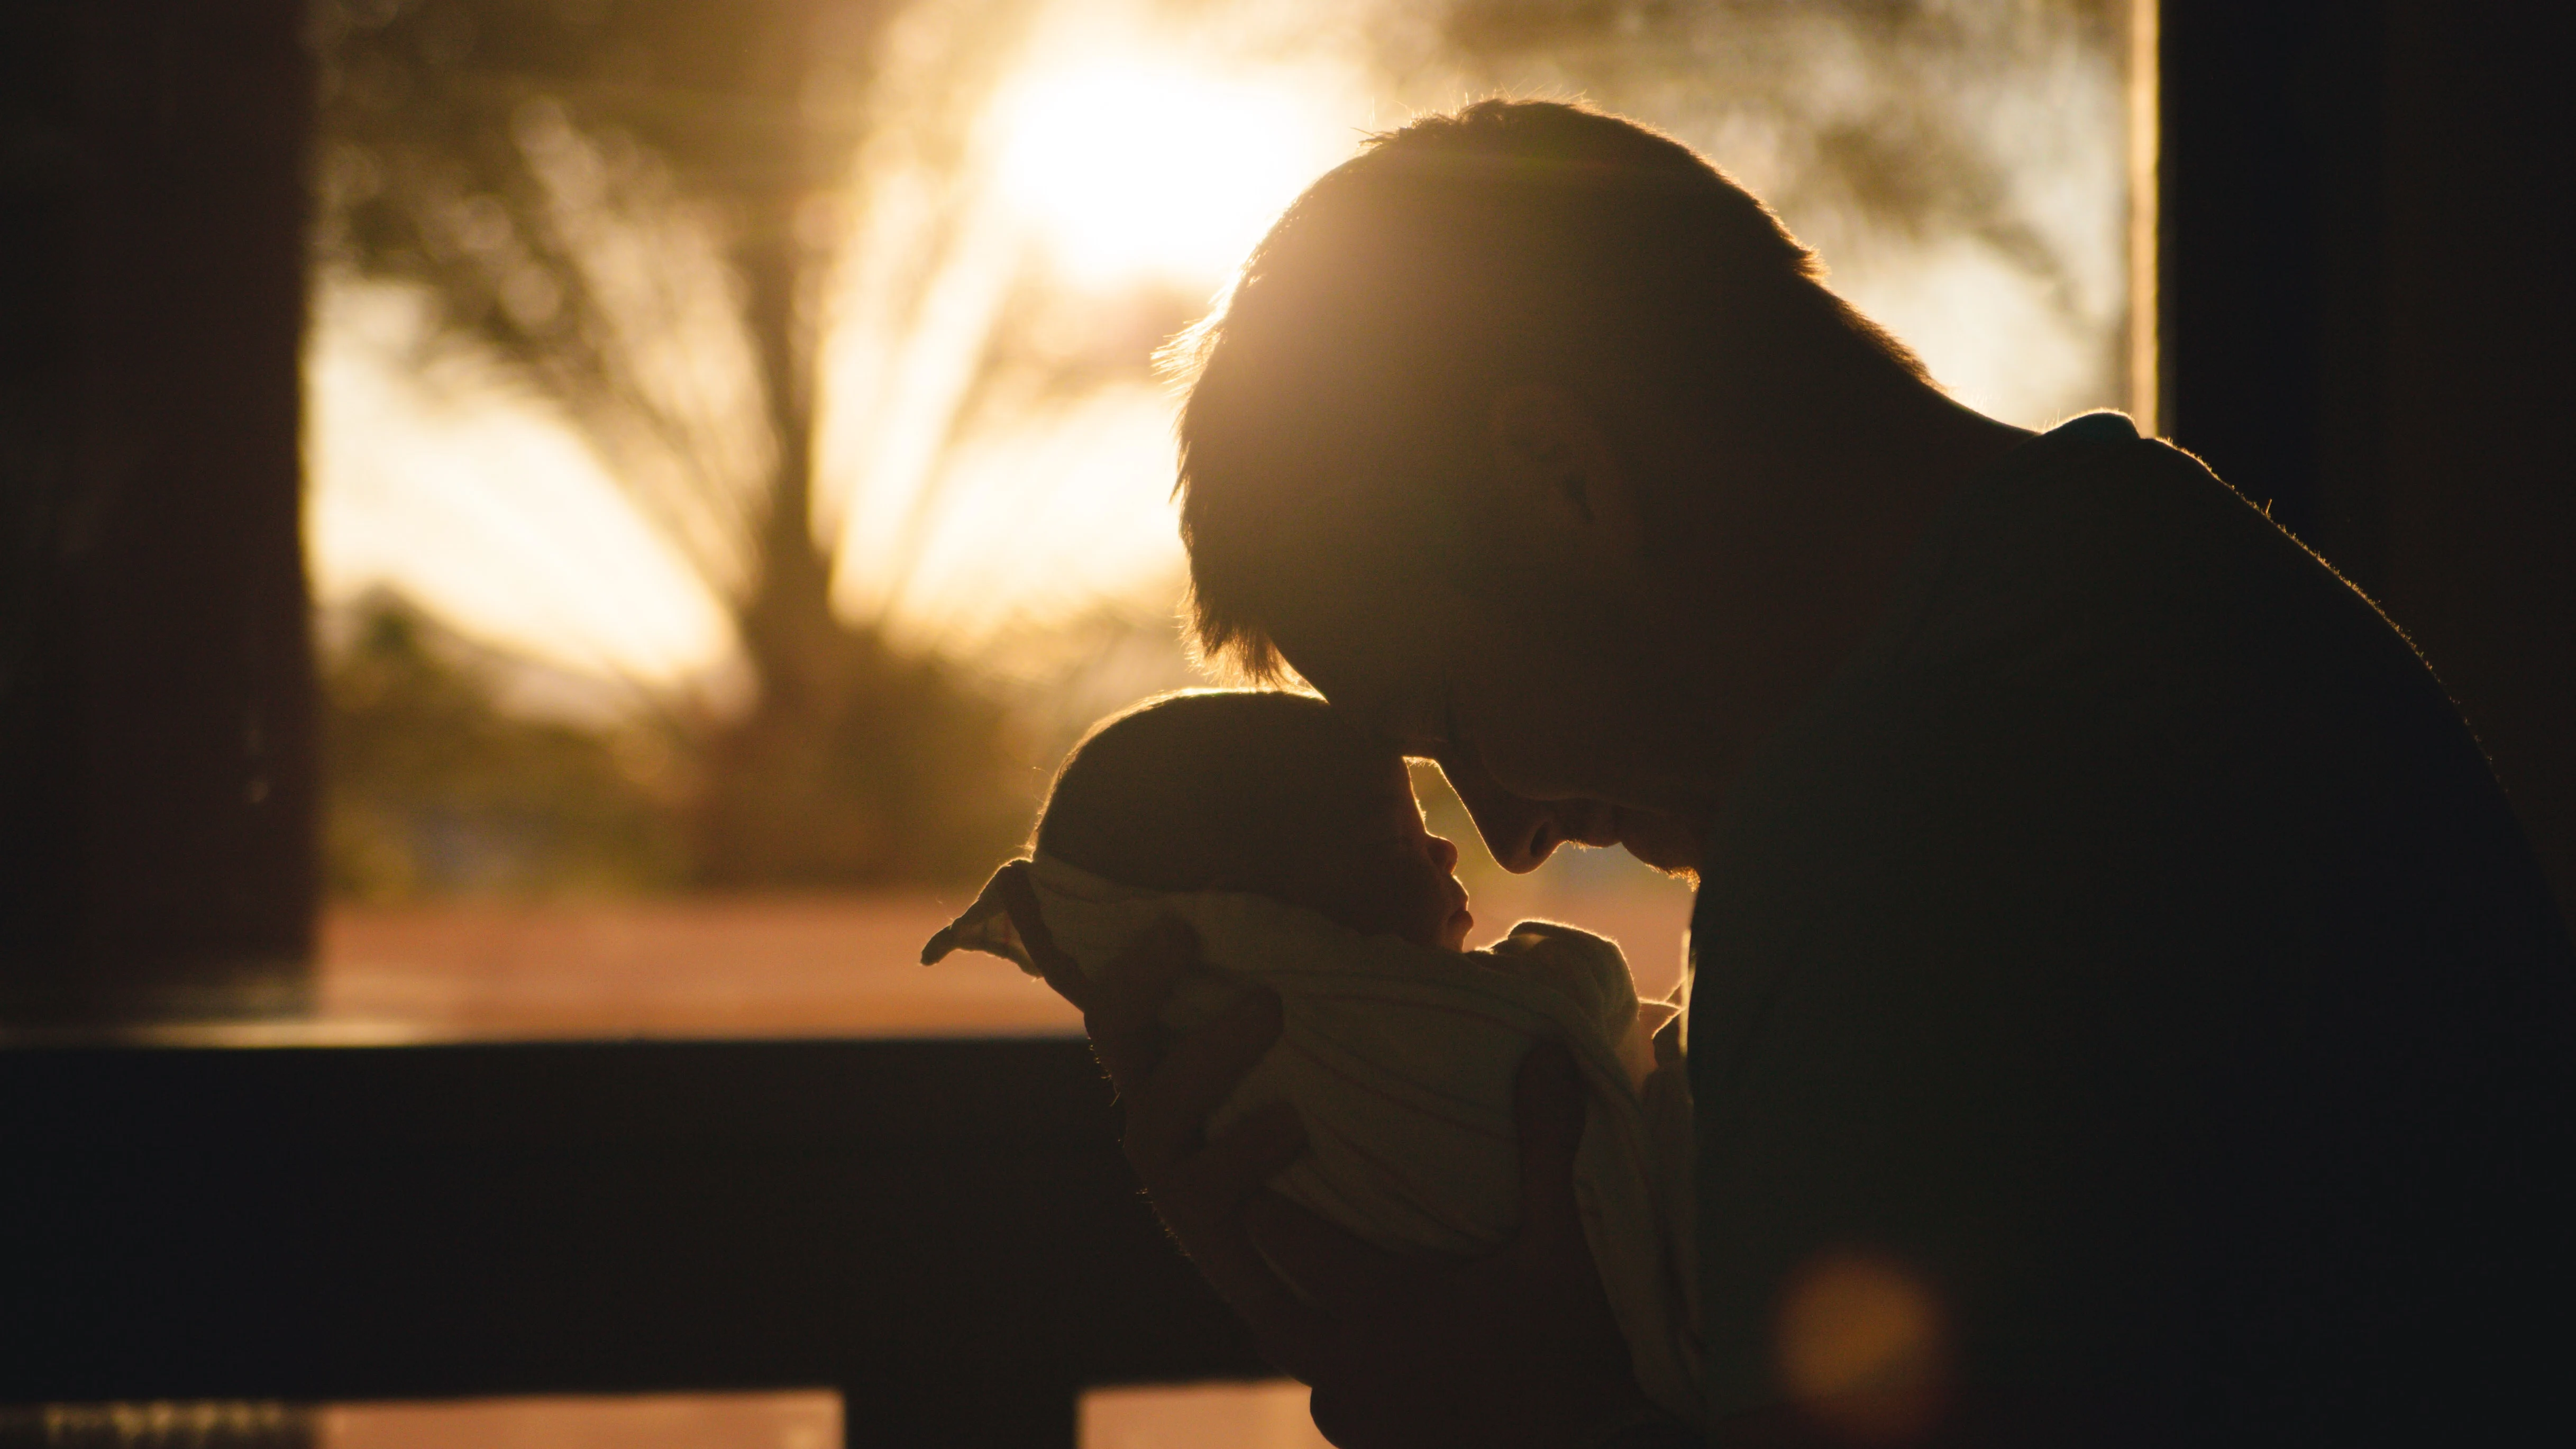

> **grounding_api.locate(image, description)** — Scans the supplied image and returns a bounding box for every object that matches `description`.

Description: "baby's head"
[1037,691,1474,951]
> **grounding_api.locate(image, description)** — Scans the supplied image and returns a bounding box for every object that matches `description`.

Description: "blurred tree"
[310,0,1036,887]
[323,595,686,899]
[1418,0,2134,417]
[1429,0,2128,232]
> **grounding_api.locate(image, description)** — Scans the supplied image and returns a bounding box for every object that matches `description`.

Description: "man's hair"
[1035,690,1396,892]
[1165,98,1926,682]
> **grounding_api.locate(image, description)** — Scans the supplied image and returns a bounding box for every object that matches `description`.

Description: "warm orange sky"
[305,0,2133,694]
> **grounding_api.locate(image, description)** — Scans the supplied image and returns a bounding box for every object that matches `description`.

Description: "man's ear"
[1484,384,1647,561]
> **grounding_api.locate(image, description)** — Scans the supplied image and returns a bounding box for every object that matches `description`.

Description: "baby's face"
[1269,759,1474,951]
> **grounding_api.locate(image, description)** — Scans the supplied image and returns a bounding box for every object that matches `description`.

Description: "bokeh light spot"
[1775,1248,1952,1443]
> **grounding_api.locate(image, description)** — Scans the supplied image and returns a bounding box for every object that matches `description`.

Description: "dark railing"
[0,1039,1270,1446]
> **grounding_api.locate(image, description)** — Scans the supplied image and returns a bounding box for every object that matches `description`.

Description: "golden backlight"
[814,26,1357,651]
[994,54,1336,286]
[309,3,2133,690]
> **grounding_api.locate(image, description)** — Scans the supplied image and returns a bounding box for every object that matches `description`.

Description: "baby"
[923,689,1698,1424]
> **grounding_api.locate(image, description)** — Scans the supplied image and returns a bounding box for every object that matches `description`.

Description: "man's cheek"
[1479,735,1587,804]
[1477,688,1614,801]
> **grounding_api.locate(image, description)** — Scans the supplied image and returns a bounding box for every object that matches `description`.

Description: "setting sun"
[993,54,1343,286]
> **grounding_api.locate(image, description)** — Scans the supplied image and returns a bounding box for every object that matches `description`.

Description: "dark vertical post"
[2158,0,2388,575]
[2369,0,2576,916]
[2160,0,2576,910]
[0,1,317,1022]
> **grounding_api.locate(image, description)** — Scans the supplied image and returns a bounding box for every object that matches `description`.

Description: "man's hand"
[1248,1040,1659,1448]
[1073,917,1666,1449]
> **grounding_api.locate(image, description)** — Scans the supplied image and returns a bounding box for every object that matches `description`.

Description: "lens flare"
[1775,1249,1952,1443]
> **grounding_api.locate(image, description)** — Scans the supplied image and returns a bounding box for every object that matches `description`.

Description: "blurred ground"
[314,1383,1329,1449]
[315,878,1694,1040]
[1082,1380,1329,1449]
[319,1393,838,1449]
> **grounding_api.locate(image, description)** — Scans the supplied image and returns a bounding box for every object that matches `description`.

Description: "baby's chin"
[1439,904,1475,952]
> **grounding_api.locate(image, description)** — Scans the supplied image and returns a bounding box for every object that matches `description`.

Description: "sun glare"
[993,55,1338,286]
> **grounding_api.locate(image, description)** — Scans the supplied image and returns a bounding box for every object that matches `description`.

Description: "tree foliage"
[311,0,1037,890]
[323,597,687,900]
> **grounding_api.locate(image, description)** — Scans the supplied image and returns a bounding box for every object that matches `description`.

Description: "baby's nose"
[1429,833,1460,872]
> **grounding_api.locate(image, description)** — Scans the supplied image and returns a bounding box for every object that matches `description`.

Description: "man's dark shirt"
[1685,413,2575,1442]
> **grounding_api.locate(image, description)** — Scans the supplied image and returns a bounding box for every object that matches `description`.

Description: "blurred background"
[298,0,2137,1040]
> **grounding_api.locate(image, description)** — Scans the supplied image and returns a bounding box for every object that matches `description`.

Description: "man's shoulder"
[1698,410,2548,969]
[1684,427,2576,1444]
[1883,417,2395,683]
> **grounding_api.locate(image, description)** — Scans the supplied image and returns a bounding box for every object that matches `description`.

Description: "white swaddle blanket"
[922,855,1702,1425]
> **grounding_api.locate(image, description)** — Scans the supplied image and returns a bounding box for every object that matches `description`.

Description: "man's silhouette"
[1065,101,2574,1447]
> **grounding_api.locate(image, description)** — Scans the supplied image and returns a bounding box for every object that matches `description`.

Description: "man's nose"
[1433,749,1615,872]
[1428,832,1460,872]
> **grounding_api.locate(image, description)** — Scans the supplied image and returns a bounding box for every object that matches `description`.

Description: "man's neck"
[1775,385,2032,667]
